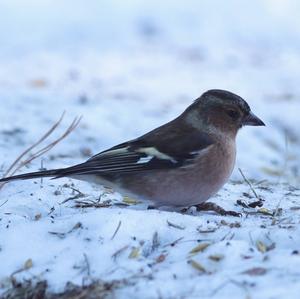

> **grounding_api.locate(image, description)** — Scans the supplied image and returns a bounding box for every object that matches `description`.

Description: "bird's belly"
[117,142,236,207]
[148,165,232,207]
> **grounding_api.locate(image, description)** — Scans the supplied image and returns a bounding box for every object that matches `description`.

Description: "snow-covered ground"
[0,0,300,298]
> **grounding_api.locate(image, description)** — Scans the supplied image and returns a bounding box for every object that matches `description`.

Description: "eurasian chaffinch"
[0,89,265,215]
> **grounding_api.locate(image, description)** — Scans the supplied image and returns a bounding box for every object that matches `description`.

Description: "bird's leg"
[195,202,241,217]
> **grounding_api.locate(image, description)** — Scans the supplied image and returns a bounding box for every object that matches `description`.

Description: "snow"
[0,0,300,298]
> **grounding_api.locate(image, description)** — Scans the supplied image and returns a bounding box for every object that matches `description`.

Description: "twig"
[48,222,82,239]
[29,117,81,161]
[0,199,8,208]
[238,168,259,199]
[83,253,91,276]
[111,220,122,240]
[167,220,185,230]
[111,245,129,260]
[60,186,86,204]
[18,116,81,166]
[2,112,65,179]
[64,186,85,196]
[61,193,85,204]
[272,196,284,224]
[210,280,230,297]
[151,231,160,252]
[73,201,112,209]
[10,259,33,277]
[0,113,81,190]
[163,237,184,248]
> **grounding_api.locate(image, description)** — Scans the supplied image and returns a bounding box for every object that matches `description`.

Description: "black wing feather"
[54,129,214,178]
[0,122,215,182]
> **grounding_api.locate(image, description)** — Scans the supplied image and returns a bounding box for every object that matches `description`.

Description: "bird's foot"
[194,202,241,217]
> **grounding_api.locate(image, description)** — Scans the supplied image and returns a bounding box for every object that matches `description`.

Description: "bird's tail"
[0,169,62,183]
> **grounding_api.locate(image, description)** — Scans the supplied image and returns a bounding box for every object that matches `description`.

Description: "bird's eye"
[226,110,240,120]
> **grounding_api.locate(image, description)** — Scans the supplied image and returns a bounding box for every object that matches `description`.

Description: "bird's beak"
[242,111,265,126]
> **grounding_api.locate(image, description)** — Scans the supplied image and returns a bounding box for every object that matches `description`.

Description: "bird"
[0,89,265,215]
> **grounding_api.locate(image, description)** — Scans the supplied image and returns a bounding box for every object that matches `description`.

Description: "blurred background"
[0,0,300,184]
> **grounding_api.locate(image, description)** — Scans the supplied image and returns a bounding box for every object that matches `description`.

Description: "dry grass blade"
[2,112,65,179]
[112,245,129,260]
[25,116,82,164]
[111,221,122,240]
[189,243,210,255]
[238,168,260,199]
[0,113,81,190]
[187,259,207,273]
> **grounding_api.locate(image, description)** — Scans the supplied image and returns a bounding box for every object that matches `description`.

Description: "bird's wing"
[55,131,214,177]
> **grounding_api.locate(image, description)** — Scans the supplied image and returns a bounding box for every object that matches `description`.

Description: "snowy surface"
[0,0,300,298]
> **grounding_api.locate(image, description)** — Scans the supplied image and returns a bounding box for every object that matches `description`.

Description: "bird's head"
[184,89,265,137]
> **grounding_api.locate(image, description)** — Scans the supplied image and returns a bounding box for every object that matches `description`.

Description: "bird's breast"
[174,139,236,206]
